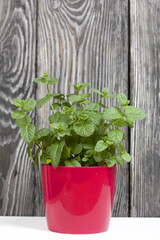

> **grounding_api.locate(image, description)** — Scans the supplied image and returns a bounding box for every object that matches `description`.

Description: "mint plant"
[11,72,146,168]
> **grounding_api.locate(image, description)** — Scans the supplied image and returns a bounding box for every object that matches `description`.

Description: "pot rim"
[41,164,116,169]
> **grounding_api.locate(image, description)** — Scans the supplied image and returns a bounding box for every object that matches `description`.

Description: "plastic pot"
[41,164,116,234]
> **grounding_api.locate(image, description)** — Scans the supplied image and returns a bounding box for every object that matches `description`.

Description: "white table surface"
[0,217,159,240]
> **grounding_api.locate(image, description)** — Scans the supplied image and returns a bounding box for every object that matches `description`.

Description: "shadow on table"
[2,217,48,231]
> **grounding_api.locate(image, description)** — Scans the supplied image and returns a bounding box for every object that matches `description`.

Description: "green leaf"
[52,93,65,99]
[33,77,48,84]
[68,94,81,103]
[34,128,51,140]
[117,93,130,106]
[13,98,22,107]
[37,95,51,109]
[106,158,117,168]
[50,122,68,130]
[86,111,102,125]
[61,145,71,159]
[49,112,61,123]
[121,151,131,162]
[69,142,83,155]
[82,138,95,150]
[70,82,89,91]
[80,93,91,99]
[104,94,117,98]
[93,152,103,162]
[21,125,35,143]
[11,110,26,119]
[73,121,95,137]
[15,116,31,128]
[103,107,123,120]
[82,157,89,162]
[64,159,81,167]
[46,139,65,168]
[124,106,146,121]
[47,78,59,85]
[115,156,123,166]
[118,144,125,152]
[112,119,126,127]
[22,98,36,112]
[126,120,134,128]
[50,103,61,110]
[90,88,102,96]
[102,87,108,95]
[94,140,108,152]
[84,103,100,111]
[40,153,48,164]
[35,147,41,167]
[108,129,124,144]
[27,145,35,164]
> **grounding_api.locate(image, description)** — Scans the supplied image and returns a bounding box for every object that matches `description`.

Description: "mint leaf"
[27,145,35,164]
[22,98,36,112]
[106,158,117,168]
[108,129,123,144]
[102,87,108,95]
[84,103,100,111]
[33,77,59,85]
[11,110,26,119]
[94,140,108,152]
[70,82,89,91]
[118,144,125,152]
[90,88,102,96]
[46,139,64,168]
[13,98,22,107]
[93,152,103,162]
[73,121,95,137]
[34,128,51,140]
[15,116,31,128]
[117,93,130,106]
[103,107,123,120]
[126,120,134,128]
[64,159,81,167]
[86,111,102,125]
[82,138,94,150]
[47,78,59,85]
[68,94,81,103]
[124,106,146,121]
[121,151,131,162]
[61,145,70,159]
[52,93,65,99]
[115,156,123,166]
[104,94,116,98]
[37,95,51,109]
[33,77,48,84]
[40,153,48,164]
[112,119,126,127]
[35,147,41,167]
[21,125,35,143]
[51,103,61,110]
[82,157,89,162]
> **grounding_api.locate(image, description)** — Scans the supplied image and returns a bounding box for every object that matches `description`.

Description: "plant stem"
[47,84,55,112]
[97,96,103,105]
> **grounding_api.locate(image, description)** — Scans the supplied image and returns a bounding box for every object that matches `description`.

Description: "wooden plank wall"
[130,0,160,217]
[0,0,37,215]
[0,0,159,217]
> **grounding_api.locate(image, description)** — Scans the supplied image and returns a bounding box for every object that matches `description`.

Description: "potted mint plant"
[11,73,146,234]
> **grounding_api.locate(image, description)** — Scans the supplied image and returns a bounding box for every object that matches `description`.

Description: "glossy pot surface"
[41,165,116,234]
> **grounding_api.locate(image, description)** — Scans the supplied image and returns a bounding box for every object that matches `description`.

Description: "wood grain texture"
[130,0,160,216]
[36,0,129,217]
[0,0,37,215]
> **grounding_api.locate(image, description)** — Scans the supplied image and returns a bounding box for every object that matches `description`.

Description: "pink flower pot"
[41,164,116,234]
